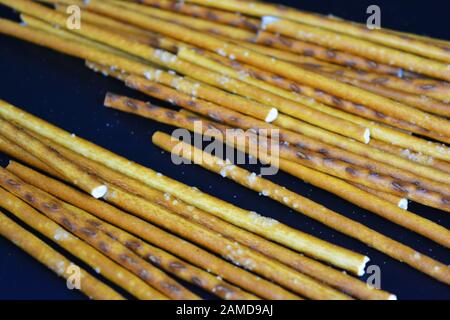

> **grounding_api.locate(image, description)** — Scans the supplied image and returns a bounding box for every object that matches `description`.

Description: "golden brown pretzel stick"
[0,169,196,300]
[310,64,450,103]
[368,140,450,175]
[175,49,450,142]
[0,208,125,300]
[9,128,351,298]
[349,183,408,210]
[177,48,450,160]
[176,107,450,214]
[255,31,410,76]
[70,0,450,134]
[7,162,258,300]
[49,0,371,142]
[258,18,450,82]
[0,19,276,123]
[0,101,369,278]
[7,138,393,300]
[20,14,143,60]
[320,73,450,118]
[152,130,450,285]
[110,0,256,41]
[114,95,450,241]
[133,0,261,31]
[0,187,165,299]
[192,49,450,143]
[0,118,107,199]
[53,3,155,38]
[185,0,450,64]
[0,154,297,300]
[102,186,350,299]
[28,0,368,142]
[122,62,450,191]
[104,95,450,245]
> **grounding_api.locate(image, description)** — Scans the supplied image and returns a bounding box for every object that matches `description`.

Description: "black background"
[0,0,449,300]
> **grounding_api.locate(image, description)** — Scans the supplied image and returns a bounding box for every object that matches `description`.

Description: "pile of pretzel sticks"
[0,0,449,298]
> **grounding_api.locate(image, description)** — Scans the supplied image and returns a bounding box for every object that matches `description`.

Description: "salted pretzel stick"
[0,118,107,199]
[8,136,392,300]
[105,95,450,244]
[180,48,449,141]
[173,51,450,185]
[7,162,257,300]
[186,0,450,64]
[0,135,58,176]
[0,158,297,300]
[0,169,196,300]
[152,130,450,285]
[20,14,142,60]
[8,127,389,299]
[0,187,165,299]
[25,0,370,142]
[110,0,256,41]
[368,140,450,175]
[53,3,155,38]
[0,141,291,300]
[121,75,450,198]
[349,183,408,210]
[15,133,351,297]
[102,186,354,299]
[259,18,450,82]
[311,64,450,103]
[322,73,450,118]
[0,19,276,123]
[0,102,368,277]
[70,0,450,134]
[194,49,450,142]
[0,209,125,300]
[255,31,409,76]
[134,0,260,30]
[178,49,450,160]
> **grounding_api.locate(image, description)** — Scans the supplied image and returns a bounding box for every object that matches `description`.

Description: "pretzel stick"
[177,49,450,160]
[255,31,410,76]
[349,183,408,210]
[70,1,450,135]
[104,95,450,246]
[53,3,156,39]
[110,0,256,41]
[20,14,143,60]
[311,64,450,103]
[0,18,278,124]
[52,0,372,142]
[0,118,107,199]
[0,187,164,299]
[11,128,351,297]
[120,74,450,199]
[368,140,450,175]
[322,74,450,118]
[7,162,257,300]
[0,100,369,277]
[180,48,450,142]
[174,108,450,215]
[0,169,198,300]
[152,130,450,285]
[8,137,393,300]
[185,0,450,65]
[0,209,125,300]
[31,0,367,141]
[0,152,297,300]
[133,0,261,31]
